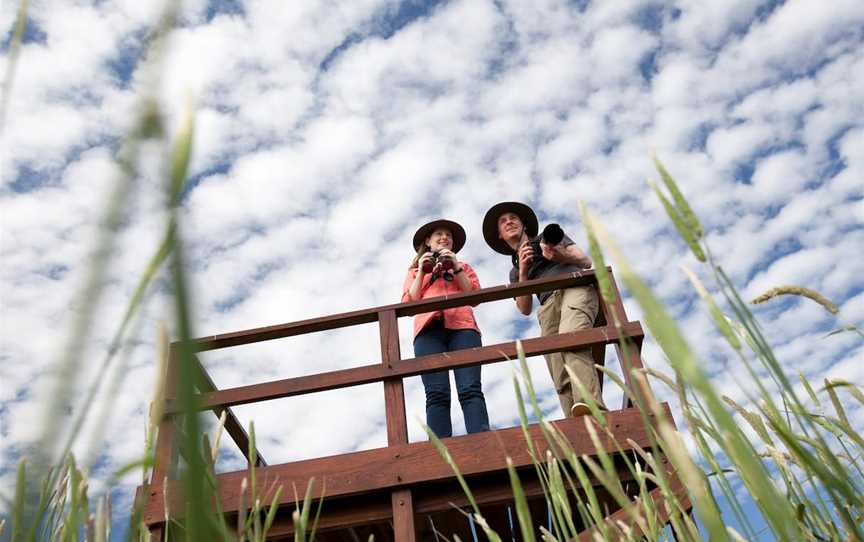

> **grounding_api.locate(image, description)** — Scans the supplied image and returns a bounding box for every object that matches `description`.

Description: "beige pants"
[537,286,604,416]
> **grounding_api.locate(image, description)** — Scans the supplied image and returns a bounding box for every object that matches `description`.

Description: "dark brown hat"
[482,201,538,255]
[412,219,467,253]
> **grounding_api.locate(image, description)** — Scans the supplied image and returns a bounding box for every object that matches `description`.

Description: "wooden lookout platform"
[140,269,690,540]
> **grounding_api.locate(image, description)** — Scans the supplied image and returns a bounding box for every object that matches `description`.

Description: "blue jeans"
[413,323,489,438]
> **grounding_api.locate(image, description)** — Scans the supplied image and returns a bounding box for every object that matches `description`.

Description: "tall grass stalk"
[427,159,862,541]
[2,1,323,539]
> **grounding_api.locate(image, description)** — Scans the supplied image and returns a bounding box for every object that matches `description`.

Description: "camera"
[421,251,456,274]
[527,223,565,264]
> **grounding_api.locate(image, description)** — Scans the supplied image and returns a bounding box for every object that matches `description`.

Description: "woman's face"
[425,227,453,252]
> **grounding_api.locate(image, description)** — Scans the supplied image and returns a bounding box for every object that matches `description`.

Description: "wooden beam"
[576,475,689,542]
[392,489,416,541]
[262,457,644,538]
[190,354,266,466]
[141,405,668,525]
[378,309,415,541]
[166,322,643,414]
[379,310,408,445]
[150,347,179,485]
[189,272,602,352]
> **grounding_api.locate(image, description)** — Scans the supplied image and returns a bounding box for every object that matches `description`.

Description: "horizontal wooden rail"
[166,321,643,414]
[142,405,668,524]
[189,272,599,352]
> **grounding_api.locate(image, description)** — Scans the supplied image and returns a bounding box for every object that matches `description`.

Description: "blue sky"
[1,0,862,539]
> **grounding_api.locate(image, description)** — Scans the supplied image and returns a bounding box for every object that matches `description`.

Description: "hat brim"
[412,219,467,253]
[482,202,539,255]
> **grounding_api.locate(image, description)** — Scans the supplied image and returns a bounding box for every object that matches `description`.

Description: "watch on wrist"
[454,266,464,274]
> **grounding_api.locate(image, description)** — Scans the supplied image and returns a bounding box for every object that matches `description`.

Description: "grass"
[424,160,863,541]
[1,0,861,540]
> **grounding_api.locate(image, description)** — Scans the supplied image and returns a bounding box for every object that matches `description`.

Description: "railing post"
[148,344,180,540]
[605,269,656,410]
[378,309,416,540]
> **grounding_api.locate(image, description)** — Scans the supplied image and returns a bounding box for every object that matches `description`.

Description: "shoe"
[570,402,591,417]
[570,402,608,418]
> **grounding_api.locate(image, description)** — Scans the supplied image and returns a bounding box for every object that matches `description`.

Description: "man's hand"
[541,243,592,268]
[518,243,534,278]
[540,242,567,263]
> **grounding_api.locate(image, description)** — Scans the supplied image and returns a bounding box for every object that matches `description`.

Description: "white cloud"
[1,0,862,535]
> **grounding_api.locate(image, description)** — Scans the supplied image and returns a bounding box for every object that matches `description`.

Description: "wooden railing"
[142,268,660,540]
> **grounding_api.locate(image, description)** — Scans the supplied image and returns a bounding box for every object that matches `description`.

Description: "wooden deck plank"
[142,405,668,525]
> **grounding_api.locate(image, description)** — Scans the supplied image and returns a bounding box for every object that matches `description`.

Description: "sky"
[1,0,863,538]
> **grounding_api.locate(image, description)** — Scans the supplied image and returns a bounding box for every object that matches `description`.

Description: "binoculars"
[421,251,455,274]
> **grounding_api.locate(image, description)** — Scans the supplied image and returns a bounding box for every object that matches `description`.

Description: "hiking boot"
[570,402,592,417]
[570,402,607,418]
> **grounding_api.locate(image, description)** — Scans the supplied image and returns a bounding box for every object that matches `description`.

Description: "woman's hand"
[417,252,435,275]
[436,248,461,271]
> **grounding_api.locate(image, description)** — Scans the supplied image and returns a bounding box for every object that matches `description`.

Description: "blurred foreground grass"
[1,0,861,540]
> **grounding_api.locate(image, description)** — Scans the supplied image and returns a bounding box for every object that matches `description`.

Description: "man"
[482,201,604,417]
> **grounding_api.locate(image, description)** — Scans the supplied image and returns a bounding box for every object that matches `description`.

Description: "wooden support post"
[151,346,179,485]
[148,346,180,540]
[378,309,416,540]
[605,269,657,410]
[191,353,266,466]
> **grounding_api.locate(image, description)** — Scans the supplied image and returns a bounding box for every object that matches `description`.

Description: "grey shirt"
[508,234,586,305]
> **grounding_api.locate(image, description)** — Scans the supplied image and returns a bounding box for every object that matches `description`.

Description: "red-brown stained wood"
[391,489,415,542]
[264,492,394,539]
[379,310,408,445]
[378,309,416,541]
[575,475,689,542]
[192,354,266,466]
[189,272,600,352]
[142,405,667,524]
[150,348,179,485]
[138,268,693,539]
[600,268,657,410]
[166,321,643,414]
[592,303,609,391]
[263,460,645,539]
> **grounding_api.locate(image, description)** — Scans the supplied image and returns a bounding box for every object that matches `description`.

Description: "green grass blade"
[652,155,703,239]
[506,458,536,542]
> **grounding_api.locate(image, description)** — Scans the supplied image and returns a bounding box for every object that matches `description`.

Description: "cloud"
[2,0,862,537]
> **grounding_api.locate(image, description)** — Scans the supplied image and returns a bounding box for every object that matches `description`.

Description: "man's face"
[497,212,523,241]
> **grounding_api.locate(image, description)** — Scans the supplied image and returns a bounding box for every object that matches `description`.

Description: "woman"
[402,219,490,438]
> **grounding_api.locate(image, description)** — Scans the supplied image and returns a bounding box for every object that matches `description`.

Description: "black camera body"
[422,251,456,274]
[527,223,565,264]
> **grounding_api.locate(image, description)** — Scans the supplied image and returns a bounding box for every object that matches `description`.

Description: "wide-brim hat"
[482,201,539,255]
[412,219,467,253]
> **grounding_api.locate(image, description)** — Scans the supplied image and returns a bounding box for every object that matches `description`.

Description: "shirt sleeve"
[401,267,418,303]
[462,263,481,291]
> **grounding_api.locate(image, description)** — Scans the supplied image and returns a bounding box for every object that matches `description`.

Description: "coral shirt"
[401,263,482,339]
